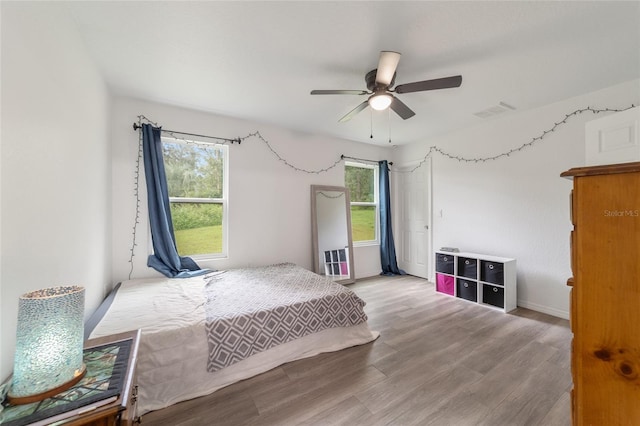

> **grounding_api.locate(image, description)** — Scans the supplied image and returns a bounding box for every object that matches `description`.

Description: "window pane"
[163,141,224,198]
[170,203,223,255]
[351,205,376,242]
[345,165,374,203]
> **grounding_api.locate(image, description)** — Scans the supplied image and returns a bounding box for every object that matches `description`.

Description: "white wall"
[0,3,112,381]
[111,97,388,284]
[392,79,640,319]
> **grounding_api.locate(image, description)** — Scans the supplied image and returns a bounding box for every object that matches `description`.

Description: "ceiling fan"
[311,51,462,122]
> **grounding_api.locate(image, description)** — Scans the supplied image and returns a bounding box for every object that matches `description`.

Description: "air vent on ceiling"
[474,102,516,119]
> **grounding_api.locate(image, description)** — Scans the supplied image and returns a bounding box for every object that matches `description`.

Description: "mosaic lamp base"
[8,364,86,405]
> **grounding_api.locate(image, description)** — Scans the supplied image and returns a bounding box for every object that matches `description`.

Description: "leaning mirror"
[311,185,355,284]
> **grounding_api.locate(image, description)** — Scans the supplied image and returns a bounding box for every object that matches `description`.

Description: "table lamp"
[7,286,86,405]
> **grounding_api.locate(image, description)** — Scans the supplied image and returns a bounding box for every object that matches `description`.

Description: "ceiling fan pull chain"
[370,109,373,139]
[388,108,392,144]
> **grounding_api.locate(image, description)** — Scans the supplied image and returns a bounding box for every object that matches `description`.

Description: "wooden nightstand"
[71,330,140,426]
[1,330,140,426]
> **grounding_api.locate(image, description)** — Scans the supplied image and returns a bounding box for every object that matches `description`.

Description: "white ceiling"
[64,1,640,146]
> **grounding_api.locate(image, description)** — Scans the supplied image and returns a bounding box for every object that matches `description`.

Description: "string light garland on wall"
[398,105,636,173]
[127,105,634,276]
[238,131,344,174]
[128,124,143,279]
[318,191,345,199]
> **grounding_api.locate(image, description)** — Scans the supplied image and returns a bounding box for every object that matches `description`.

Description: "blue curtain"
[379,160,405,276]
[142,124,208,278]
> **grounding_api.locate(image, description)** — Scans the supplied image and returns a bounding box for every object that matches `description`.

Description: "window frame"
[161,136,229,260]
[345,161,379,246]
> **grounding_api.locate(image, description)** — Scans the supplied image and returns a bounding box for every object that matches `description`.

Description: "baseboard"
[517,299,569,320]
[355,270,384,281]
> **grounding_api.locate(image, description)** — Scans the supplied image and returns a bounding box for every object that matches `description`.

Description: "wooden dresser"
[561,162,640,425]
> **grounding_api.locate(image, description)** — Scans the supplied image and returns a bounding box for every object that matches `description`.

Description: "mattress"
[88,266,378,415]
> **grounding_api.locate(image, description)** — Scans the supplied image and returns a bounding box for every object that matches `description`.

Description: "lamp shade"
[9,286,86,404]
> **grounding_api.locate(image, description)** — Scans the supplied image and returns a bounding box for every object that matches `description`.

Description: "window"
[162,138,228,258]
[345,162,378,244]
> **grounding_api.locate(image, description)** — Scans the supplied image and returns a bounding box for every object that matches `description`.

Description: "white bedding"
[89,272,378,415]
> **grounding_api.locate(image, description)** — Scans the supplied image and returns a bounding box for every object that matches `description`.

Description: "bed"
[87,263,378,415]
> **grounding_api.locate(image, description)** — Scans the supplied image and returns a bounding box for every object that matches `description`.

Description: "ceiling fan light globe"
[369,93,392,111]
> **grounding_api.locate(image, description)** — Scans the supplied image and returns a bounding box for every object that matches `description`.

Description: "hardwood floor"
[142,275,572,425]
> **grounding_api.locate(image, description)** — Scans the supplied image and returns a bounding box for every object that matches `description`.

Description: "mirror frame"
[311,185,355,284]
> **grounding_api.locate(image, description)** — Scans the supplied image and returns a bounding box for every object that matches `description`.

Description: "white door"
[396,159,432,279]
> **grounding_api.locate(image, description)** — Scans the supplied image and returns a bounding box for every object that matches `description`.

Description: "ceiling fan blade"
[395,75,462,94]
[311,90,369,95]
[338,100,369,123]
[390,96,416,120]
[375,51,401,87]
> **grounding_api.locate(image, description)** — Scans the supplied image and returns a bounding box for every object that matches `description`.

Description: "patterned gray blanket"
[203,263,368,372]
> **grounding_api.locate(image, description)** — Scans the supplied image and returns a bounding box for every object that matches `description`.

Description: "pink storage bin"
[436,273,454,296]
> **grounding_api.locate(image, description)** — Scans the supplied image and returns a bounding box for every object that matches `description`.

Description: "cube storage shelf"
[324,247,350,278]
[435,251,517,312]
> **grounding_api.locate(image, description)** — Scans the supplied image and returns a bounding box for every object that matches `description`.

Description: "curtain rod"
[132,122,241,144]
[341,155,392,166]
